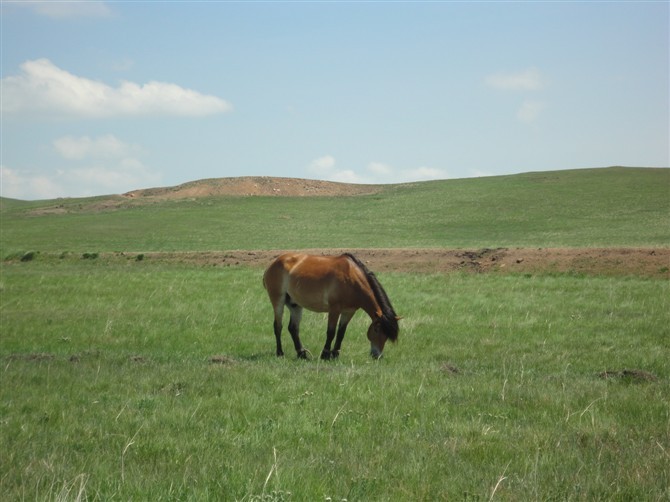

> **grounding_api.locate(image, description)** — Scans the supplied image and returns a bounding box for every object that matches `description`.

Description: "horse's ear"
[395,316,403,321]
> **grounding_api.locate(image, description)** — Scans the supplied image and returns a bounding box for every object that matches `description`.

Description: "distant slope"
[1,167,668,253]
[0,197,32,211]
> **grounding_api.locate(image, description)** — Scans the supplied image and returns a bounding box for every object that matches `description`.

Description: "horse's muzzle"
[370,347,383,359]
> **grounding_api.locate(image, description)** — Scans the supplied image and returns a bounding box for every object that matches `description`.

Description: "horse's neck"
[348,259,383,321]
[359,290,382,321]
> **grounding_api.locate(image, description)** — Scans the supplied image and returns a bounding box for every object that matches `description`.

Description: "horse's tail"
[343,253,399,341]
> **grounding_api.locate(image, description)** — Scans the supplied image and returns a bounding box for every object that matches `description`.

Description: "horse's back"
[264,253,362,311]
[263,253,315,293]
[267,253,350,276]
[264,252,310,281]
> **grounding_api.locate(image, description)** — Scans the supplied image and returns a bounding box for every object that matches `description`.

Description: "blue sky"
[1,0,668,200]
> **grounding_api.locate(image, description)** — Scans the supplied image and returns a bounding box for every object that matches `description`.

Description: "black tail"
[344,253,399,341]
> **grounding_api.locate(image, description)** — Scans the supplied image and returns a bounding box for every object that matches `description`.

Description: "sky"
[1,0,668,200]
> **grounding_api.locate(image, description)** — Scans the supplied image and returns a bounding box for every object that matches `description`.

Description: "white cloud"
[53,134,138,160]
[517,100,546,123]
[485,68,544,91]
[307,156,448,185]
[1,161,162,200]
[1,165,65,200]
[330,169,368,184]
[1,59,232,118]
[65,159,161,194]
[1,134,161,200]
[399,166,445,181]
[308,155,336,174]
[308,155,370,183]
[485,68,548,124]
[367,162,393,176]
[367,162,448,182]
[13,0,113,19]
[469,168,495,178]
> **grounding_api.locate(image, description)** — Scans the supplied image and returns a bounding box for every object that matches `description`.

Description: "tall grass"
[1,261,668,499]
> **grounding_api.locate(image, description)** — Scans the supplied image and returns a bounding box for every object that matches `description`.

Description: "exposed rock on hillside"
[123,176,382,199]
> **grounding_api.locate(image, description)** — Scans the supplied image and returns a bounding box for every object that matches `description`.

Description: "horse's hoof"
[331,350,340,359]
[320,350,331,360]
[297,349,309,359]
[276,351,284,357]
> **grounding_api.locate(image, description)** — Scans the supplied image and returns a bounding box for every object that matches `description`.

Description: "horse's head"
[367,315,401,359]
[367,321,387,359]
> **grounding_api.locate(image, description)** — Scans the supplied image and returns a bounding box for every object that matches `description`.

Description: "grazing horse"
[263,252,400,359]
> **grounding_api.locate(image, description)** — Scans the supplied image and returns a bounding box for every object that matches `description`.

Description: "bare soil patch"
[140,247,669,278]
[598,369,658,382]
[124,176,381,199]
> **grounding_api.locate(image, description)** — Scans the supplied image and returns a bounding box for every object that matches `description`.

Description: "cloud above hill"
[1,135,161,200]
[485,68,545,91]
[485,68,547,123]
[53,134,140,160]
[308,156,448,184]
[1,59,232,118]
[517,100,546,123]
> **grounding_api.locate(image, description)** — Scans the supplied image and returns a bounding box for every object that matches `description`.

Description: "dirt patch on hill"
[123,176,382,199]
[24,177,382,215]
[139,247,669,278]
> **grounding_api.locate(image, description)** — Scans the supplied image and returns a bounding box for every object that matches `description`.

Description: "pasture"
[1,167,669,499]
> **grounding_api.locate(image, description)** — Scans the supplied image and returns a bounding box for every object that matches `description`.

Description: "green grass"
[2,167,669,255]
[1,166,669,499]
[1,261,668,500]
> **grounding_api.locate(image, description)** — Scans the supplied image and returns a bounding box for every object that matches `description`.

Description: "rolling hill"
[1,167,668,272]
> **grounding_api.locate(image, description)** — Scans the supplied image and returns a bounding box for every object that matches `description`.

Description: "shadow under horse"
[263,252,401,359]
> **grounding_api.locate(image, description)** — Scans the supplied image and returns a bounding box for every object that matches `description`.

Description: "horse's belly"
[287,282,334,313]
[288,290,329,312]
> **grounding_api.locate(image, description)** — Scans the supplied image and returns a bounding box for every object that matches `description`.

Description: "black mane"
[344,253,399,341]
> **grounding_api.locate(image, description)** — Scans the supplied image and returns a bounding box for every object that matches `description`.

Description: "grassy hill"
[1,167,668,256]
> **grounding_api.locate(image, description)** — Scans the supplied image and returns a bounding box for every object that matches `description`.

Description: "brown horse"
[263,252,400,359]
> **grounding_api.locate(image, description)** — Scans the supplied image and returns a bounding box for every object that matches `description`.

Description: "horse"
[263,252,400,360]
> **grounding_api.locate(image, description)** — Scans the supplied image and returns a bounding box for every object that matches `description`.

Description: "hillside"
[1,167,668,273]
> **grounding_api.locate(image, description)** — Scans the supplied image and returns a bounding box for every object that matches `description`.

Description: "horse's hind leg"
[287,300,308,359]
[266,286,286,357]
[264,262,288,357]
[273,317,284,357]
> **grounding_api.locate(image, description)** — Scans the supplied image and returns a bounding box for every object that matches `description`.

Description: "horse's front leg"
[331,311,355,359]
[321,311,339,360]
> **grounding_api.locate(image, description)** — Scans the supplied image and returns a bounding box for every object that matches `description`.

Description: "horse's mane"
[343,253,399,341]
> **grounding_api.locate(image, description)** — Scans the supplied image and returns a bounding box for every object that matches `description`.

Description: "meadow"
[1,167,669,500]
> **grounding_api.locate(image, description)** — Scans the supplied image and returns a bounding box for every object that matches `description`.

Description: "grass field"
[1,261,668,500]
[1,167,669,499]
